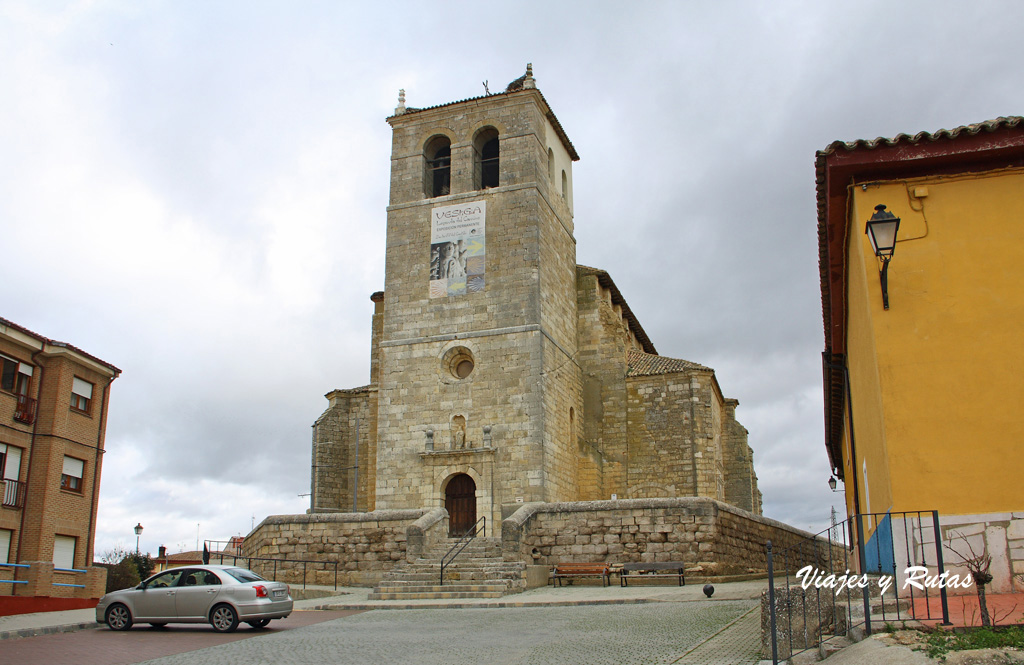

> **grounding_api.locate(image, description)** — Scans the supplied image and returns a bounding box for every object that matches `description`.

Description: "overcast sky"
[2,1,1021,559]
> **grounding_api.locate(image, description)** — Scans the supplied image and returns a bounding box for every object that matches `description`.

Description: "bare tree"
[945,531,994,627]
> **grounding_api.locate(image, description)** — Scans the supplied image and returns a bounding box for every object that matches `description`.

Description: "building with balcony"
[0,317,120,612]
[817,116,1024,593]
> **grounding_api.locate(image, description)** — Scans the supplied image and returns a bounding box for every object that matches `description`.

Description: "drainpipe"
[825,355,863,553]
[86,373,117,566]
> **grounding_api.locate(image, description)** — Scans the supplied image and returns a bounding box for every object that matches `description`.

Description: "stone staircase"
[369,537,526,600]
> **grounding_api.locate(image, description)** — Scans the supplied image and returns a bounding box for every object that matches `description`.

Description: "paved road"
[1,599,763,665]
[145,600,756,665]
[0,610,361,665]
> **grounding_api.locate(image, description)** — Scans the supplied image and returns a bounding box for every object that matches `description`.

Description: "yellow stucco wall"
[846,169,1024,517]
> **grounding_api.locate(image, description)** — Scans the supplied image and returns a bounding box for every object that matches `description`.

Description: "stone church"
[310,66,761,537]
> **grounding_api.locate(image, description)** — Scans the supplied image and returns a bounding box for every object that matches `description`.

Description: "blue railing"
[0,562,30,585]
[0,562,88,589]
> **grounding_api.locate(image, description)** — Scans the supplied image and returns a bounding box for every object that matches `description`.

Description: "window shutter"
[0,529,11,565]
[18,363,32,377]
[3,447,20,480]
[72,377,93,399]
[63,456,84,478]
[53,535,76,569]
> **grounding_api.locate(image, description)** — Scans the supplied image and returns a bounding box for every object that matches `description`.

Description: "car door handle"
[207,589,217,593]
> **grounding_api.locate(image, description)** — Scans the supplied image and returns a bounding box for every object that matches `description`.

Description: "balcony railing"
[14,394,36,425]
[2,478,26,508]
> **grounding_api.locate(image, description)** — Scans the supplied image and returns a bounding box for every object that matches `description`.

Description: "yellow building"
[817,117,1024,593]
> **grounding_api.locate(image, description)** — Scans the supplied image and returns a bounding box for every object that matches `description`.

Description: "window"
[425,136,452,198]
[1,356,31,395]
[225,567,266,583]
[146,569,185,588]
[0,528,10,564]
[61,456,84,493]
[0,357,15,392]
[183,569,221,586]
[561,170,568,201]
[442,346,475,380]
[1,444,23,506]
[71,377,93,413]
[548,148,554,183]
[53,534,76,569]
[474,127,499,189]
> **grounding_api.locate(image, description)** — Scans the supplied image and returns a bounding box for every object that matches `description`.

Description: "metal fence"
[203,541,340,590]
[765,510,951,664]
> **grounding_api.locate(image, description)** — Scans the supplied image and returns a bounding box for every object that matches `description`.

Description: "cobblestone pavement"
[130,600,757,665]
[673,606,761,665]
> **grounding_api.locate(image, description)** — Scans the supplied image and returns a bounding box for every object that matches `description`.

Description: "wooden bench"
[619,562,686,587]
[551,562,612,587]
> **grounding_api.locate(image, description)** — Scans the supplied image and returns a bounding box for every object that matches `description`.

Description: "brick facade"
[0,317,119,602]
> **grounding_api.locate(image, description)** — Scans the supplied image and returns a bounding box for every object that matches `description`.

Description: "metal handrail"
[0,561,29,585]
[2,478,26,508]
[440,516,486,586]
[206,551,339,590]
[14,394,37,424]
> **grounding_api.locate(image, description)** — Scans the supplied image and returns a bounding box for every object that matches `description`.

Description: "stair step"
[368,590,505,600]
[375,584,506,594]
[378,536,522,599]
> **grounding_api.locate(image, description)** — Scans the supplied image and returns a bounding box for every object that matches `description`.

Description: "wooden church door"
[445,474,477,537]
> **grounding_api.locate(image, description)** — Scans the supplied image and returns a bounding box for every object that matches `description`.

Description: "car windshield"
[224,567,266,583]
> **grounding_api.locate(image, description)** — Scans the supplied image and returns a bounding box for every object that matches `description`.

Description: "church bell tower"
[373,65,582,532]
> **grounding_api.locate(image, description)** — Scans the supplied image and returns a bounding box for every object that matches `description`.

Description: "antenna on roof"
[482,80,490,95]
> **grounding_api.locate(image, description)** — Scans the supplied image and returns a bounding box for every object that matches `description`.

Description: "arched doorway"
[445,473,476,537]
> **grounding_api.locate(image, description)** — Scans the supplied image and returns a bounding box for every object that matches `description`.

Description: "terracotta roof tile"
[0,315,121,375]
[626,349,710,377]
[817,116,1024,157]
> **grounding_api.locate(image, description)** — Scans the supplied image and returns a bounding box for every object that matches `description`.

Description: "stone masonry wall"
[899,511,1024,595]
[312,387,377,513]
[722,399,760,514]
[242,510,436,587]
[502,498,820,577]
[577,272,629,501]
[374,89,579,517]
[625,374,699,499]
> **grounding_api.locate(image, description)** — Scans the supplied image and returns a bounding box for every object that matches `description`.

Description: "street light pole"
[134,523,144,557]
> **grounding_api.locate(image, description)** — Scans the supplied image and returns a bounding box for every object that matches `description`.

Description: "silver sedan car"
[96,565,292,632]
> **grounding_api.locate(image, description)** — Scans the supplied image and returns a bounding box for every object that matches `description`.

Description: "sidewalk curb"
[314,597,656,611]
[0,621,102,641]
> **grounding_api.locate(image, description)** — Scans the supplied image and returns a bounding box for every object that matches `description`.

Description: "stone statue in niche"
[451,415,467,449]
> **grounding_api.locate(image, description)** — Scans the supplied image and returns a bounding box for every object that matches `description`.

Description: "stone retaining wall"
[502,497,825,576]
[245,498,830,588]
[242,509,444,587]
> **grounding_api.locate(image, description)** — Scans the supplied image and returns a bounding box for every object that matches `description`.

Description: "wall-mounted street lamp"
[134,522,144,556]
[865,204,901,310]
[827,476,842,492]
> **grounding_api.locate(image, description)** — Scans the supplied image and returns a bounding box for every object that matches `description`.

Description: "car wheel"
[247,618,271,629]
[105,604,133,631]
[210,604,239,633]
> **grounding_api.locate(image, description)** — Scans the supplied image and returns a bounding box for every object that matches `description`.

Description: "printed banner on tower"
[429,201,486,298]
